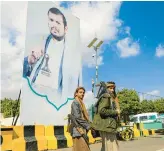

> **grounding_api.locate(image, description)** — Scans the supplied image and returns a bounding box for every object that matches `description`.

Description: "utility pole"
[94,46,98,84]
[88,38,103,86]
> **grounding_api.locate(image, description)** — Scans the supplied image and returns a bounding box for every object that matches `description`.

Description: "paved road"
[56,135,164,151]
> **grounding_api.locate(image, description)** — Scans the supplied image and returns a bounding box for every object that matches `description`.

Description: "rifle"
[95,81,121,119]
[94,81,109,113]
[68,114,90,149]
[95,81,106,99]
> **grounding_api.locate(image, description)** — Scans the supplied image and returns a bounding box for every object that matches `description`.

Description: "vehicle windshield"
[139,116,148,121]
[148,115,156,120]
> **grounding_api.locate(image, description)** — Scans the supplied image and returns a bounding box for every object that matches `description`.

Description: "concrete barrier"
[0,126,13,151]
[0,123,157,150]
[135,123,155,137]
[0,125,97,150]
[12,125,47,151]
[133,124,140,138]
[45,125,69,150]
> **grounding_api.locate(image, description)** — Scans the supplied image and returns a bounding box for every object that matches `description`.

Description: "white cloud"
[125,26,131,36]
[1,28,24,100]
[116,37,140,58]
[1,42,23,99]
[70,2,122,42]
[83,91,95,109]
[1,2,27,34]
[155,44,164,57]
[1,1,27,99]
[147,90,160,96]
[139,90,161,101]
[65,2,122,67]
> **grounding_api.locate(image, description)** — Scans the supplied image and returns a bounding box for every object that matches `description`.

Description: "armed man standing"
[92,81,120,151]
[67,87,94,151]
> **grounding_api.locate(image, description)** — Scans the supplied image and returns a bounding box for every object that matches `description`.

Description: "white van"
[130,112,159,124]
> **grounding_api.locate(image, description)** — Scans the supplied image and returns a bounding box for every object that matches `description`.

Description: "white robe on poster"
[20,34,82,125]
[28,35,81,106]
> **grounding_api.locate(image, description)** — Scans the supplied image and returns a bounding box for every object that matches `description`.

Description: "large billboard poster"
[20,2,82,125]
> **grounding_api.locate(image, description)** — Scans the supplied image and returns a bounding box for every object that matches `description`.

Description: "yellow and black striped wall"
[12,125,46,151]
[133,123,155,137]
[0,126,13,151]
[1,123,156,150]
[12,125,73,151]
[0,125,96,151]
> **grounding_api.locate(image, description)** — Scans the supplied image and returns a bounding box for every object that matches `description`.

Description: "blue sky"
[80,2,164,97]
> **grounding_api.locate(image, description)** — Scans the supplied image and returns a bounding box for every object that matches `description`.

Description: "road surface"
[55,134,164,151]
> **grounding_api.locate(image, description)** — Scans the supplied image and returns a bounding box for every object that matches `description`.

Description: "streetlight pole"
[88,38,103,94]
[94,46,98,84]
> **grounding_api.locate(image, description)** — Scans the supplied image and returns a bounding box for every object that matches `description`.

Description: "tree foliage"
[154,99,164,113]
[116,89,164,122]
[0,98,20,118]
[139,100,155,113]
[117,89,141,115]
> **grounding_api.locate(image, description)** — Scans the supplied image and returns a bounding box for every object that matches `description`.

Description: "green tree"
[12,100,20,116]
[139,99,155,113]
[1,98,12,117]
[154,98,164,113]
[0,98,20,118]
[117,89,141,122]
